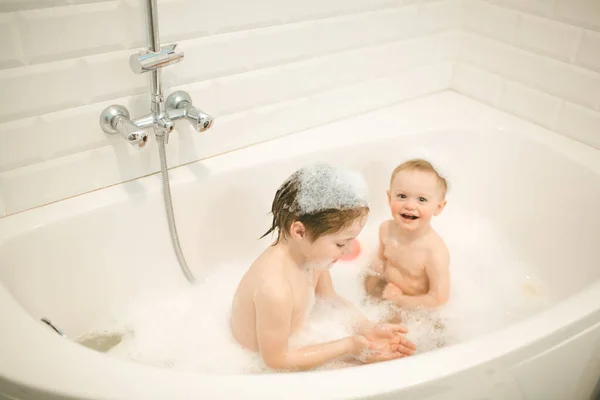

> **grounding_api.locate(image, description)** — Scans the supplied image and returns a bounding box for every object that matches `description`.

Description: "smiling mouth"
[401,214,418,220]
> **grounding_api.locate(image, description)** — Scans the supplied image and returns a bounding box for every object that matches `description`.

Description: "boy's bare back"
[231,245,317,352]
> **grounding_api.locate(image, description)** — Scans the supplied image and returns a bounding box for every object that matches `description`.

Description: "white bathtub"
[1,92,599,400]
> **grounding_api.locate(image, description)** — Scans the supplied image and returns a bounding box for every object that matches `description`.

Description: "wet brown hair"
[390,159,448,197]
[261,172,369,244]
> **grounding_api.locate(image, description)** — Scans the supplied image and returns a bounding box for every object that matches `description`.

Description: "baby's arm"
[364,223,388,295]
[254,280,364,371]
[383,245,450,308]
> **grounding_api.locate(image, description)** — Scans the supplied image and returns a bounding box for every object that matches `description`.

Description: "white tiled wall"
[0,0,463,216]
[0,0,599,218]
[453,0,600,150]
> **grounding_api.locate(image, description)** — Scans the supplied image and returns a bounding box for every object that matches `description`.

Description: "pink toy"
[340,239,361,261]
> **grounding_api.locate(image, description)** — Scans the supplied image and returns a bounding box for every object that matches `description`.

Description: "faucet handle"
[166,90,214,132]
[129,43,184,74]
[100,105,148,149]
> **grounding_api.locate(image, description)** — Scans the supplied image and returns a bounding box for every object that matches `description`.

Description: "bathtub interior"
[0,129,599,371]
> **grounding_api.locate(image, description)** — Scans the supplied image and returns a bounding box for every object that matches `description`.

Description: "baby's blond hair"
[390,159,448,197]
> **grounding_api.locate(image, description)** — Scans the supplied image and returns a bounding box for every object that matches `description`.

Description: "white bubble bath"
[86,207,551,375]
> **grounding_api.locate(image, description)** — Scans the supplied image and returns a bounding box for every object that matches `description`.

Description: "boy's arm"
[383,246,450,308]
[316,270,416,356]
[364,223,387,295]
[254,280,360,371]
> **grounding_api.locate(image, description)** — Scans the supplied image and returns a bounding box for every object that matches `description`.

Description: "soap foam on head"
[295,163,369,214]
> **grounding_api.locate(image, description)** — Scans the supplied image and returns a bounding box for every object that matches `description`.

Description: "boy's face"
[387,169,446,232]
[298,217,366,269]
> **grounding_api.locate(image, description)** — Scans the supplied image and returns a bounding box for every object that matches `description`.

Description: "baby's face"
[387,170,446,232]
[302,217,366,269]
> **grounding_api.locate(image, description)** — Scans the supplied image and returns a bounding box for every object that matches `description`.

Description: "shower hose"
[157,133,196,283]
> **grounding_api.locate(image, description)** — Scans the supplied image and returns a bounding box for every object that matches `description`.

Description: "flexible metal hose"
[156,133,196,283]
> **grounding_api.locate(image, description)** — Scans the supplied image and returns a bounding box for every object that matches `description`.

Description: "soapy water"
[87,208,552,374]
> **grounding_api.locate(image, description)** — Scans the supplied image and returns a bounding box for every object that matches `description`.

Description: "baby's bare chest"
[383,239,428,277]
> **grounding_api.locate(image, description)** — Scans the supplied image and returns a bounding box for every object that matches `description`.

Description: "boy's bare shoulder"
[252,248,293,303]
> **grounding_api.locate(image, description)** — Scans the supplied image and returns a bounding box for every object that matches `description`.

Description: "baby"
[230,163,416,372]
[364,159,450,309]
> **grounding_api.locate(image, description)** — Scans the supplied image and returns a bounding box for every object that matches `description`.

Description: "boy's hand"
[361,323,416,356]
[352,335,414,363]
[382,282,403,302]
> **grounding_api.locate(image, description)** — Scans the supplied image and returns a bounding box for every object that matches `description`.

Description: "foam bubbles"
[295,163,369,214]
[85,207,552,374]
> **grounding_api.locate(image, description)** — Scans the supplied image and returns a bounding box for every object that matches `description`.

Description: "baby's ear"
[434,199,447,216]
[386,189,391,204]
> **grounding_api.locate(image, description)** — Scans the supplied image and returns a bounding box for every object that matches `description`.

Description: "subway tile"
[40,104,112,160]
[214,34,442,116]
[554,0,600,32]
[122,0,210,48]
[177,111,257,166]
[515,14,583,62]
[0,0,111,11]
[483,0,554,18]
[283,0,397,23]
[459,33,542,86]
[498,81,561,128]
[0,0,69,12]
[0,102,118,173]
[214,68,285,115]
[0,60,89,122]
[170,32,254,85]
[281,58,339,98]
[451,62,504,106]
[575,30,600,73]
[537,60,600,111]
[244,22,315,69]
[196,0,283,35]
[464,0,519,44]
[248,98,315,144]
[84,50,147,102]
[171,6,425,89]
[17,2,125,64]
[556,102,600,149]
[0,13,25,69]
[312,5,420,55]
[320,62,452,122]
[174,80,221,118]
[333,37,438,87]
[461,34,600,111]
[0,117,44,172]
[419,0,464,34]
[435,30,463,61]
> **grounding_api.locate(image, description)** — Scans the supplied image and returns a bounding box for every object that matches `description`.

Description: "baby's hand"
[382,283,403,302]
